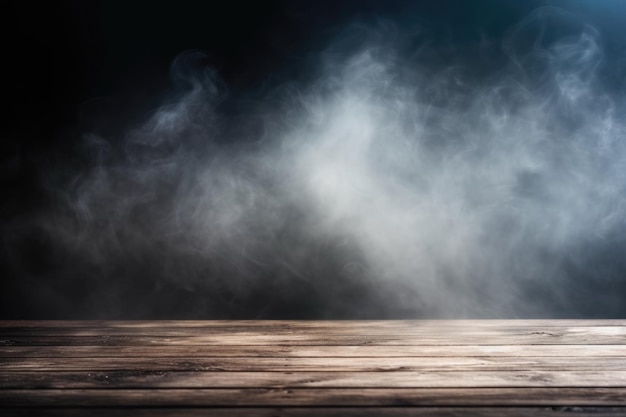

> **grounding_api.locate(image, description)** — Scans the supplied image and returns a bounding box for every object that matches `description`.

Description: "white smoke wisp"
[44,9,626,318]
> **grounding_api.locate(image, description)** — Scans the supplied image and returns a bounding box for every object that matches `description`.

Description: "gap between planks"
[1,408,625,417]
[3,370,626,388]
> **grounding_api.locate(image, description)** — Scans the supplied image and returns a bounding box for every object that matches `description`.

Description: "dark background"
[2,0,626,318]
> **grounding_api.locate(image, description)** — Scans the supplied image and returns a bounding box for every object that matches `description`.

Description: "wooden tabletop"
[1,320,625,416]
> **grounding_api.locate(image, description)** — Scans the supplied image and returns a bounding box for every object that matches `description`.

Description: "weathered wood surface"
[1,320,625,416]
[2,408,626,417]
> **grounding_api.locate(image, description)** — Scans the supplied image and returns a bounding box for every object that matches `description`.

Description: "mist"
[3,3,626,318]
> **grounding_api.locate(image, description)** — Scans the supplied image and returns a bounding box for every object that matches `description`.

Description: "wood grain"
[2,334,624,345]
[2,388,626,406]
[2,344,625,357]
[1,320,625,414]
[4,370,626,388]
[2,408,625,417]
[3,355,625,371]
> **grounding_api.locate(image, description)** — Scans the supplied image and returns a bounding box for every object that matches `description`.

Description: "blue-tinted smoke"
[39,7,626,318]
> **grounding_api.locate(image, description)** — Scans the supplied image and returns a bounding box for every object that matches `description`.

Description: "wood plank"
[3,370,626,389]
[4,321,625,346]
[1,388,625,407]
[2,333,624,345]
[3,344,625,358]
[2,323,625,337]
[2,408,625,417]
[2,356,625,372]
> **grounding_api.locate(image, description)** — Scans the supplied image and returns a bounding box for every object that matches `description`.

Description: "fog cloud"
[21,7,626,318]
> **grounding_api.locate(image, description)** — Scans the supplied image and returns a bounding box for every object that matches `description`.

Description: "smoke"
[10,7,626,318]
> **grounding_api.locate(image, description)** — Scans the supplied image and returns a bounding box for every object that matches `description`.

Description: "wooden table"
[1,320,625,416]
